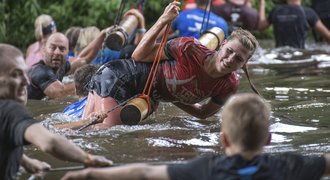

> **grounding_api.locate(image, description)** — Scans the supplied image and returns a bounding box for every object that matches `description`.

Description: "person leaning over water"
[60,64,100,119]
[61,93,330,180]
[91,8,147,65]
[0,44,113,180]
[57,1,259,130]
[258,0,330,49]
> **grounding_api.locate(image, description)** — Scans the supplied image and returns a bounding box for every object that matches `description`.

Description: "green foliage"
[1,0,41,51]
[0,0,145,52]
[251,0,276,39]
[1,0,302,52]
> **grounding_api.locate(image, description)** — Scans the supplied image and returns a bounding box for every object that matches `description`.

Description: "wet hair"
[74,26,100,56]
[227,28,261,96]
[34,14,57,41]
[65,26,83,52]
[74,64,100,97]
[221,93,270,151]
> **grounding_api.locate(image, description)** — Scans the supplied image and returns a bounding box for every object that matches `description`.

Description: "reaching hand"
[87,111,108,125]
[22,156,51,174]
[160,1,181,24]
[124,9,145,28]
[101,26,115,35]
[84,154,113,167]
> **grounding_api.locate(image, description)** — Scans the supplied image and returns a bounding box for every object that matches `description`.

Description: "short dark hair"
[74,64,99,97]
[65,26,82,52]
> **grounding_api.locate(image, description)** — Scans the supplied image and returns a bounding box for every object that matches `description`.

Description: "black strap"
[200,0,212,36]
[114,0,127,26]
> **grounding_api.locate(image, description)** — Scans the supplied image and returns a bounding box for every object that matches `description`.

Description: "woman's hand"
[160,1,181,24]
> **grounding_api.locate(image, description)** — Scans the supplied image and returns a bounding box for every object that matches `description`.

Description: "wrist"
[136,28,146,33]
[84,153,93,167]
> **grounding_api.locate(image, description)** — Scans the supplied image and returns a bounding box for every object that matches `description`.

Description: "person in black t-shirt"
[311,0,330,42]
[0,44,112,180]
[212,0,265,34]
[27,28,111,100]
[258,0,330,49]
[61,93,330,180]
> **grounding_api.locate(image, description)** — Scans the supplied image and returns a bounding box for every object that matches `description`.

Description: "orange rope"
[139,0,177,112]
[142,25,171,96]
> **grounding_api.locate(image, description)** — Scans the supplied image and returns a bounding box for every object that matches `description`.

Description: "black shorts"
[87,59,153,104]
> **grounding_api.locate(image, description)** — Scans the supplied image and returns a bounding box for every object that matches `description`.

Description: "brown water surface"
[22,42,330,179]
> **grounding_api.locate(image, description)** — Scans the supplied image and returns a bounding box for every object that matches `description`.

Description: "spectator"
[27,26,111,100]
[311,0,330,42]
[172,0,228,39]
[258,0,330,49]
[65,26,83,60]
[212,0,265,33]
[74,26,100,58]
[25,14,57,69]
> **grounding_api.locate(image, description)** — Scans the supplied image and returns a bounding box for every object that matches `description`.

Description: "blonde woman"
[26,14,57,68]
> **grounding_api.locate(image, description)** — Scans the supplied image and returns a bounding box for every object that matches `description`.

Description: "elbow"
[131,164,155,178]
[38,134,58,153]
[257,21,269,31]
[131,51,144,62]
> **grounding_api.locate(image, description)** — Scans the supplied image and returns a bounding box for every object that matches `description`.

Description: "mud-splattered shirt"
[154,37,239,105]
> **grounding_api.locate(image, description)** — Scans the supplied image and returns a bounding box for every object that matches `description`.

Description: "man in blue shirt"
[172,0,228,39]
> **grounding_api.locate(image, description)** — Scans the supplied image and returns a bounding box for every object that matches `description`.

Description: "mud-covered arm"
[173,100,222,119]
[61,164,170,180]
[131,2,181,62]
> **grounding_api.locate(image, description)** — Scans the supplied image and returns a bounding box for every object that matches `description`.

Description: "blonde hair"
[34,14,56,41]
[74,26,100,55]
[227,28,261,96]
[221,93,270,151]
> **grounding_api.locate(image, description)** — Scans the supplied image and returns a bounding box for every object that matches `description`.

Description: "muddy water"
[21,42,330,179]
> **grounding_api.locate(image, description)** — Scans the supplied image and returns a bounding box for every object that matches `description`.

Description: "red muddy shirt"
[154,37,239,105]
